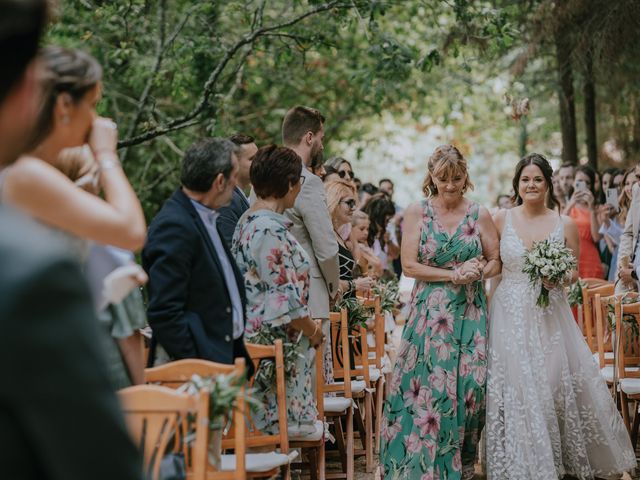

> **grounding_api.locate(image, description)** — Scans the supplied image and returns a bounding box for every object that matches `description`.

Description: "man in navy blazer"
[216,133,257,246]
[143,138,252,374]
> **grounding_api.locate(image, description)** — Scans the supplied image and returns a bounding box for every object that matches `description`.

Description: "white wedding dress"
[486,210,636,479]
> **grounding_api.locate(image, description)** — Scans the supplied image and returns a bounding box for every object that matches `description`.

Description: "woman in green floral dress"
[380,145,500,480]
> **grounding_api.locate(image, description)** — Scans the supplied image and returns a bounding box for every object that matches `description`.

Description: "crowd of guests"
[494,161,640,289]
[0,3,405,474]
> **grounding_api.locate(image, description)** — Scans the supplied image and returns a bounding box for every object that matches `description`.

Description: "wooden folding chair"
[323,309,355,480]
[289,341,326,480]
[143,358,250,478]
[117,384,212,480]
[357,293,386,455]
[613,298,640,443]
[594,293,617,387]
[581,281,614,353]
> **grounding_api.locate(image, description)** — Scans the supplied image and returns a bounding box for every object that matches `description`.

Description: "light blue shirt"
[190,199,244,339]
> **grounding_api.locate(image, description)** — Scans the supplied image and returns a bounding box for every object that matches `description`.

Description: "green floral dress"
[232,209,318,436]
[380,199,487,480]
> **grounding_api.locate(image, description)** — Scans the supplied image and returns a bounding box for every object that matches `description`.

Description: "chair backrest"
[615,299,640,381]
[581,282,614,352]
[119,384,208,480]
[594,293,615,369]
[326,308,353,397]
[222,340,289,453]
[143,358,246,479]
[358,294,385,370]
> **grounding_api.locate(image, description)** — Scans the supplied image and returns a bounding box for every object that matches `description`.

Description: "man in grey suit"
[217,133,258,246]
[281,106,340,321]
[0,1,141,478]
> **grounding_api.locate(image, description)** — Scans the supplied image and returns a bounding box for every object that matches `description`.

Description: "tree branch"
[118,0,355,149]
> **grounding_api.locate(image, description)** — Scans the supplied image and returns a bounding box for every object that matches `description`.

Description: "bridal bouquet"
[522,238,577,308]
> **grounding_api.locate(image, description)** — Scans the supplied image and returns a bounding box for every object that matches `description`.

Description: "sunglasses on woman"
[341,199,357,209]
[338,170,354,179]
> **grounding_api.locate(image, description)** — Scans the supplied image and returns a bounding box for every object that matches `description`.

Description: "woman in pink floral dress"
[232,145,324,435]
[379,145,500,480]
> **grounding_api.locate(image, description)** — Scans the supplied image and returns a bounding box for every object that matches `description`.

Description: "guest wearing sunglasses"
[325,179,374,298]
[325,156,355,181]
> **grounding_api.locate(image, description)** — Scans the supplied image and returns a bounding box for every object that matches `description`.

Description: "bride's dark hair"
[511,153,559,210]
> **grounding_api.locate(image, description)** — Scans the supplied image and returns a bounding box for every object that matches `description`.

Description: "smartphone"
[606,188,619,210]
[575,179,587,191]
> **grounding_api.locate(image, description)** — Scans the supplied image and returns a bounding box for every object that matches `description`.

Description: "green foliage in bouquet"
[606,294,640,344]
[247,326,303,390]
[372,278,400,313]
[522,238,577,308]
[333,296,369,329]
[181,371,259,429]
[567,279,587,307]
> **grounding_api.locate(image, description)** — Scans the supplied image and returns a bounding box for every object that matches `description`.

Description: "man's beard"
[309,144,324,170]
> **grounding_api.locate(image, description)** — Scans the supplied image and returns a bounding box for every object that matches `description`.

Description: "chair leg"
[333,415,347,473]
[631,400,640,449]
[308,448,318,480]
[621,391,632,433]
[318,442,326,480]
[346,407,354,480]
[374,378,384,454]
[365,392,374,473]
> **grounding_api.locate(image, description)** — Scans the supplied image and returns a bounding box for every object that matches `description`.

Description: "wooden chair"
[118,384,211,480]
[614,298,640,446]
[144,358,251,478]
[594,293,616,386]
[323,309,355,480]
[289,341,326,480]
[581,281,614,353]
[357,293,386,454]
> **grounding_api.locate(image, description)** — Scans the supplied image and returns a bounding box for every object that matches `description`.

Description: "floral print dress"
[380,199,487,480]
[232,209,318,435]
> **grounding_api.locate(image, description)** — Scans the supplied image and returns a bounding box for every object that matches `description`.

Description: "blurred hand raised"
[89,117,118,155]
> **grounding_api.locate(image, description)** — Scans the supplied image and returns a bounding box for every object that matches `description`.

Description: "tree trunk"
[583,50,598,169]
[519,116,528,158]
[555,29,578,165]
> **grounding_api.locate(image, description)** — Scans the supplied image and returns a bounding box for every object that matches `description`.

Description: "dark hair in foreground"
[181,138,237,192]
[30,45,103,147]
[0,0,48,105]
[361,193,396,248]
[511,153,559,211]
[251,144,303,199]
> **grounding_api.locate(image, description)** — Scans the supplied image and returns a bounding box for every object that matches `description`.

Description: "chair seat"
[220,452,293,472]
[332,379,366,394]
[601,366,640,383]
[592,352,614,365]
[620,378,640,395]
[289,420,324,442]
[368,367,382,383]
[323,396,352,413]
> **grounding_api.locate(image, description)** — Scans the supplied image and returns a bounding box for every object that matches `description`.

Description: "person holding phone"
[563,165,604,278]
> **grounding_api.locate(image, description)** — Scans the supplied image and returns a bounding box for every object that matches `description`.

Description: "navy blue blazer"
[217,186,249,247]
[142,188,252,372]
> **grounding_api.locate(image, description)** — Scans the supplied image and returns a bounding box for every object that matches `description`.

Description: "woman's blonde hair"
[55,145,100,194]
[422,144,474,197]
[324,178,357,223]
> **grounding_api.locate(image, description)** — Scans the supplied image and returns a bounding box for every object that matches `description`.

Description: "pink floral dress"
[232,209,318,435]
[380,199,487,480]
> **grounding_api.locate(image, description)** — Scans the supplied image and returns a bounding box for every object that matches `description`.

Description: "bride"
[486,153,636,479]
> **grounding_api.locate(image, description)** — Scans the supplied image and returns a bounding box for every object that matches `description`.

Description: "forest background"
[48,0,640,213]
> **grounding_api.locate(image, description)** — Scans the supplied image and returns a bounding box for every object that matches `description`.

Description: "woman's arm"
[563,215,581,283]
[477,206,502,279]
[290,316,323,347]
[3,157,146,251]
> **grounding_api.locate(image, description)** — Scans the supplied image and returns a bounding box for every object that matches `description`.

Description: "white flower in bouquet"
[522,238,577,308]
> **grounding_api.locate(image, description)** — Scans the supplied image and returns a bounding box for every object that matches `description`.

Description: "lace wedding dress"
[486,210,636,479]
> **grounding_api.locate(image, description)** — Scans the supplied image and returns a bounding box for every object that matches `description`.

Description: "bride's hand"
[541,277,559,290]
